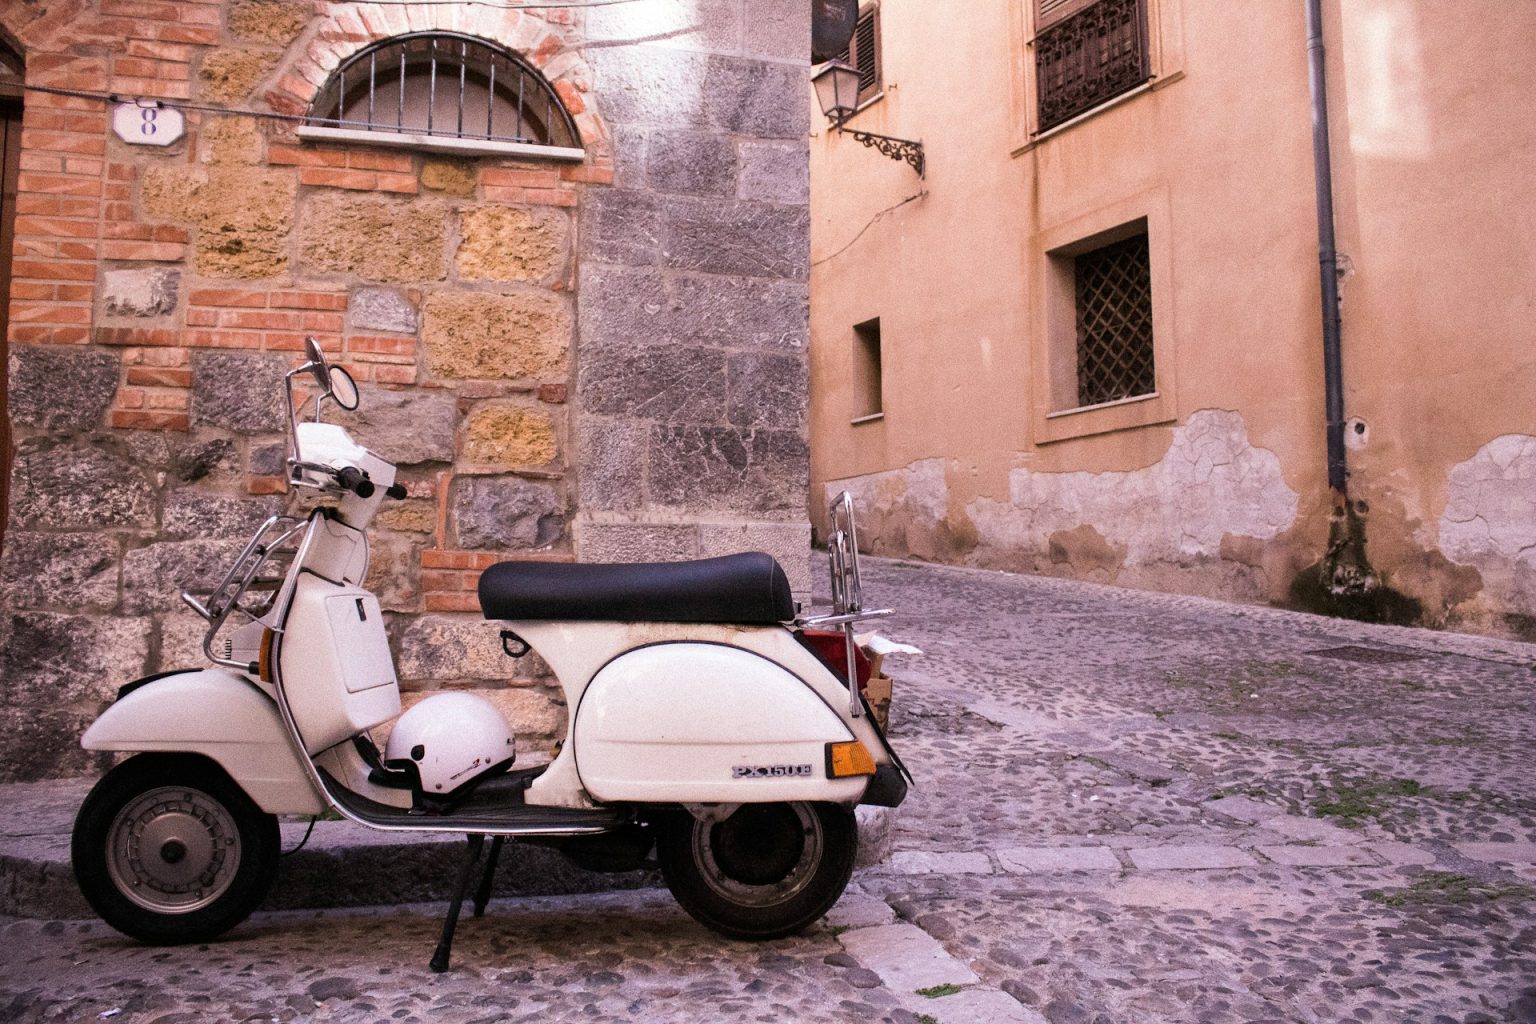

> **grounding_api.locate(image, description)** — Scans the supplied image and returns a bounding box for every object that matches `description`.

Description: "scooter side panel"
[278,574,401,754]
[573,642,867,804]
[719,627,901,770]
[81,669,325,815]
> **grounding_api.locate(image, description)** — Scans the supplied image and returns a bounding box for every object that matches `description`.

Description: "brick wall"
[0,0,812,781]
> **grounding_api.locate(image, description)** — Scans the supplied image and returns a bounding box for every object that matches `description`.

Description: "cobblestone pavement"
[4,559,1535,1023]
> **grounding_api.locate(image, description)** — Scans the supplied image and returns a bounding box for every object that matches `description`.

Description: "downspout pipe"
[1305,0,1348,497]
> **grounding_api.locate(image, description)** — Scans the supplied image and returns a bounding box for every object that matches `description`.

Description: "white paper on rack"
[854,633,923,656]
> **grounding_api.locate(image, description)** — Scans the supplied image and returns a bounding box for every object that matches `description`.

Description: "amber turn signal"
[258,628,276,682]
[825,740,877,778]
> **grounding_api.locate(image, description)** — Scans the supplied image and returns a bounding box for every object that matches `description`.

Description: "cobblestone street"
[3,558,1534,1023]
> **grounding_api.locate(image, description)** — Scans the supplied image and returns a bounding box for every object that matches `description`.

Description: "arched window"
[299,33,583,160]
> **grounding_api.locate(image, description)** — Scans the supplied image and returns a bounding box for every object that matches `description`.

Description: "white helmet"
[384,692,515,796]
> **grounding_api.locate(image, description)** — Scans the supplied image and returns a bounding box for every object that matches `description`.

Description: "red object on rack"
[797,629,872,691]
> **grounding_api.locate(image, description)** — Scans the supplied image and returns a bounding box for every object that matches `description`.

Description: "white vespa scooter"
[71,339,909,970]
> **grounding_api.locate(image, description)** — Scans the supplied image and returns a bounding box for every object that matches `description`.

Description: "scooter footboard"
[573,643,868,805]
[81,668,324,815]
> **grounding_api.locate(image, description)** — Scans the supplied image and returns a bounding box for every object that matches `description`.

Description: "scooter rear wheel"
[656,801,856,940]
[72,753,280,945]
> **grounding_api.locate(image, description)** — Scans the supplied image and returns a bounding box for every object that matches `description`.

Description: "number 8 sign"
[112,101,185,147]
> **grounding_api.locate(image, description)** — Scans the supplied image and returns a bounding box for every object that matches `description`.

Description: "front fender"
[83,668,323,815]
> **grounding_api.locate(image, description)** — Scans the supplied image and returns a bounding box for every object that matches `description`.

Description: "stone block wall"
[572,4,813,584]
[0,0,811,782]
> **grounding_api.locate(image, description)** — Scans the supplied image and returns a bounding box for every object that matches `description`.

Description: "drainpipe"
[1304,0,1384,600]
[1305,0,1347,497]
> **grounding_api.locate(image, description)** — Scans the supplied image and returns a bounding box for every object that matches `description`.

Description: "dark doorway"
[0,40,20,557]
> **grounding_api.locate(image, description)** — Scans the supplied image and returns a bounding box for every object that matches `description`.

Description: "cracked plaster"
[1438,434,1536,611]
[982,409,1298,566]
[824,458,949,556]
[830,410,1299,573]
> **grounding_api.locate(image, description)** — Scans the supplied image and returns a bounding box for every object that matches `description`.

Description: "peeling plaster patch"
[971,410,1298,568]
[1048,523,1126,580]
[824,458,948,554]
[1438,434,1536,612]
[824,411,1296,579]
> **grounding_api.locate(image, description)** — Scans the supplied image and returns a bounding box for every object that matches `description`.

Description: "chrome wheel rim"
[106,786,241,915]
[692,803,822,908]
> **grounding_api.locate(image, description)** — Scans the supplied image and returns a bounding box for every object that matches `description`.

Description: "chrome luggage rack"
[181,514,308,670]
[797,491,892,717]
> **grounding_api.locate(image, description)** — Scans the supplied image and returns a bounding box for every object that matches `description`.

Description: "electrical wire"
[811,188,927,267]
[23,82,317,123]
[280,817,318,857]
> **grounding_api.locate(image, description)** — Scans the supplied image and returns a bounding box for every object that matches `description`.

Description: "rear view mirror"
[329,366,360,411]
[304,336,330,393]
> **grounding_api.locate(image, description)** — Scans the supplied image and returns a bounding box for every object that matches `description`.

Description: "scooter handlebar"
[335,466,375,498]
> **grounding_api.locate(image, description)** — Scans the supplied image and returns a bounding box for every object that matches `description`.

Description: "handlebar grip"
[336,466,375,498]
[385,483,408,500]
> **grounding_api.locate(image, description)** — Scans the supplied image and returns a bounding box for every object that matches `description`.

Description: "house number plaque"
[112,101,185,147]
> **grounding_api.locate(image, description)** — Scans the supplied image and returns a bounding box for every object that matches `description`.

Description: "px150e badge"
[733,763,815,779]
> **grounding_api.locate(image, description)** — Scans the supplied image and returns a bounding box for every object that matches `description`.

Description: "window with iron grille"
[835,4,881,105]
[1035,0,1150,132]
[1074,232,1154,408]
[303,32,582,157]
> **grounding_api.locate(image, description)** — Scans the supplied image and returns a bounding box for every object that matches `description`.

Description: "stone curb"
[829,897,1049,1024]
[861,839,1536,878]
[0,785,897,920]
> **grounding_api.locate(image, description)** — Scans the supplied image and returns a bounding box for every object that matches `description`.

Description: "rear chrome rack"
[182,514,308,670]
[797,492,892,717]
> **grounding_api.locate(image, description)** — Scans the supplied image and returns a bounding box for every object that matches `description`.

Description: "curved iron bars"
[840,126,924,178]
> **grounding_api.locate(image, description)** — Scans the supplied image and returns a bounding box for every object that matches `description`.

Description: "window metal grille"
[1035,0,1150,132]
[835,5,881,104]
[306,32,579,149]
[1074,233,1154,408]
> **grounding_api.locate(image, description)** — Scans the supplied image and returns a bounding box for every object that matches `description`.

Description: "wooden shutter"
[835,4,881,102]
[1038,0,1099,30]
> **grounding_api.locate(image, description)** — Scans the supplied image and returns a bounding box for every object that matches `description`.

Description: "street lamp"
[811,60,925,178]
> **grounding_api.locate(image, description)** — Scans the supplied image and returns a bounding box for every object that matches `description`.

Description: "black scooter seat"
[477,551,794,625]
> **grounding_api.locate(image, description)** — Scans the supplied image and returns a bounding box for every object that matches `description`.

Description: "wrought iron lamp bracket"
[834,119,924,178]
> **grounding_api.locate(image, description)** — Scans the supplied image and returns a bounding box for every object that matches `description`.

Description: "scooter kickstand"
[430,833,485,974]
[472,835,505,918]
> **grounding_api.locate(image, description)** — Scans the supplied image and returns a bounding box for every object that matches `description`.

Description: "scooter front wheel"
[72,753,280,945]
[656,801,856,940]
